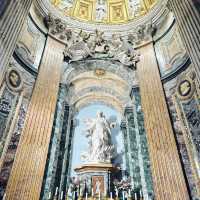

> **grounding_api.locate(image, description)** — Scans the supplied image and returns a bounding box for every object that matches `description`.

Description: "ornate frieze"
[34,0,168,34]
[44,14,159,69]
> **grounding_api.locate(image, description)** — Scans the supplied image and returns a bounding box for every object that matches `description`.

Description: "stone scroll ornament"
[43,14,158,69]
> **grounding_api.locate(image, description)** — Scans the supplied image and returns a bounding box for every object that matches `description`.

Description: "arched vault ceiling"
[70,71,129,94]
[74,94,125,114]
[64,70,132,113]
[50,0,157,24]
[61,60,138,87]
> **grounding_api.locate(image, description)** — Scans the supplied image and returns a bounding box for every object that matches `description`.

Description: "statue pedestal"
[75,163,118,197]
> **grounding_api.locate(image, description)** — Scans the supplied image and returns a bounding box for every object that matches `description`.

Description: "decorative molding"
[34,0,168,34]
[176,72,196,101]
[44,15,158,68]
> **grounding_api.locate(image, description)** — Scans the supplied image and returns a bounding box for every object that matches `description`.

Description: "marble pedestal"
[75,163,118,197]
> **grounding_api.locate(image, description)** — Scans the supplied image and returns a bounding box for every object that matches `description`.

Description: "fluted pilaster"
[0,0,32,85]
[5,37,65,200]
[137,41,190,200]
[168,0,200,80]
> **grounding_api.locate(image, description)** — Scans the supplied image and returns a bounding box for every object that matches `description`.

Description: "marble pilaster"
[5,37,65,200]
[137,41,190,200]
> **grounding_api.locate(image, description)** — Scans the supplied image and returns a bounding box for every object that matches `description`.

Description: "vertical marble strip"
[41,86,68,200]
[0,0,32,85]
[59,106,73,196]
[172,95,200,197]
[5,37,64,200]
[133,102,148,197]
[168,0,200,80]
[125,110,135,188]
[137,42,190,200]
[0,92,24,171]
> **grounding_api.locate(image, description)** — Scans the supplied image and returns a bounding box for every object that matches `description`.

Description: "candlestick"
[61,191,63,200]
[128,189,131,197]
[134,193,137,200]
[114,186,118,198]
[99,191,100,200]
[73,191,75,200]
[3,193,6,200]
[48,192,51,199]
[92,188,94,197]
[110,192,113,199]
[86,192,88,200]
[140,190,143,198]
[55,187,58,196]
[122,191,125,200]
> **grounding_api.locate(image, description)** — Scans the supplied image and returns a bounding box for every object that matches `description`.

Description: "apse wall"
[0,5,200,199]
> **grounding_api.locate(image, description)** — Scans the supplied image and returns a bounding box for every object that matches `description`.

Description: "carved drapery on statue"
[82,111,116,163]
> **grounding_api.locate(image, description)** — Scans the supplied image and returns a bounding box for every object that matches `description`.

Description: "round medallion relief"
[177,78,195,101]
[6,67,23,92]
[178,80,192,97]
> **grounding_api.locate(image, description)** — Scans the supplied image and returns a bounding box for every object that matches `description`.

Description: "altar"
[75,163,118,197]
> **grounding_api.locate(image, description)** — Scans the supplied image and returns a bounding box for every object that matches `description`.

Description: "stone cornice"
[44,18,154,68]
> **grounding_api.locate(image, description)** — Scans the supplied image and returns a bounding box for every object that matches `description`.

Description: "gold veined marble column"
[137,41,190,200]
[0,0,33,85]
[5,37,65,200]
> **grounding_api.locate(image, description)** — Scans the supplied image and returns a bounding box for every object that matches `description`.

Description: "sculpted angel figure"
[82,111,116,163]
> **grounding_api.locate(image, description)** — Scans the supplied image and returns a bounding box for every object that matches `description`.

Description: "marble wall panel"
[164,65,200,199]
[155,23,188,77]
[0,57,36,199]
[16,16,46,70]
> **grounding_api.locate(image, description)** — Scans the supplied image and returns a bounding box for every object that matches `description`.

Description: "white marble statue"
[81,111,116,163]
[128,0,141,17]
[96,0,106,21]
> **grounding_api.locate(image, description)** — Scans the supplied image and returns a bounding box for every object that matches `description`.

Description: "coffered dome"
[49,0,157,24]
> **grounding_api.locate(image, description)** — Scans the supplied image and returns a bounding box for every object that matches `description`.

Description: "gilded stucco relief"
[50,0,156,24]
